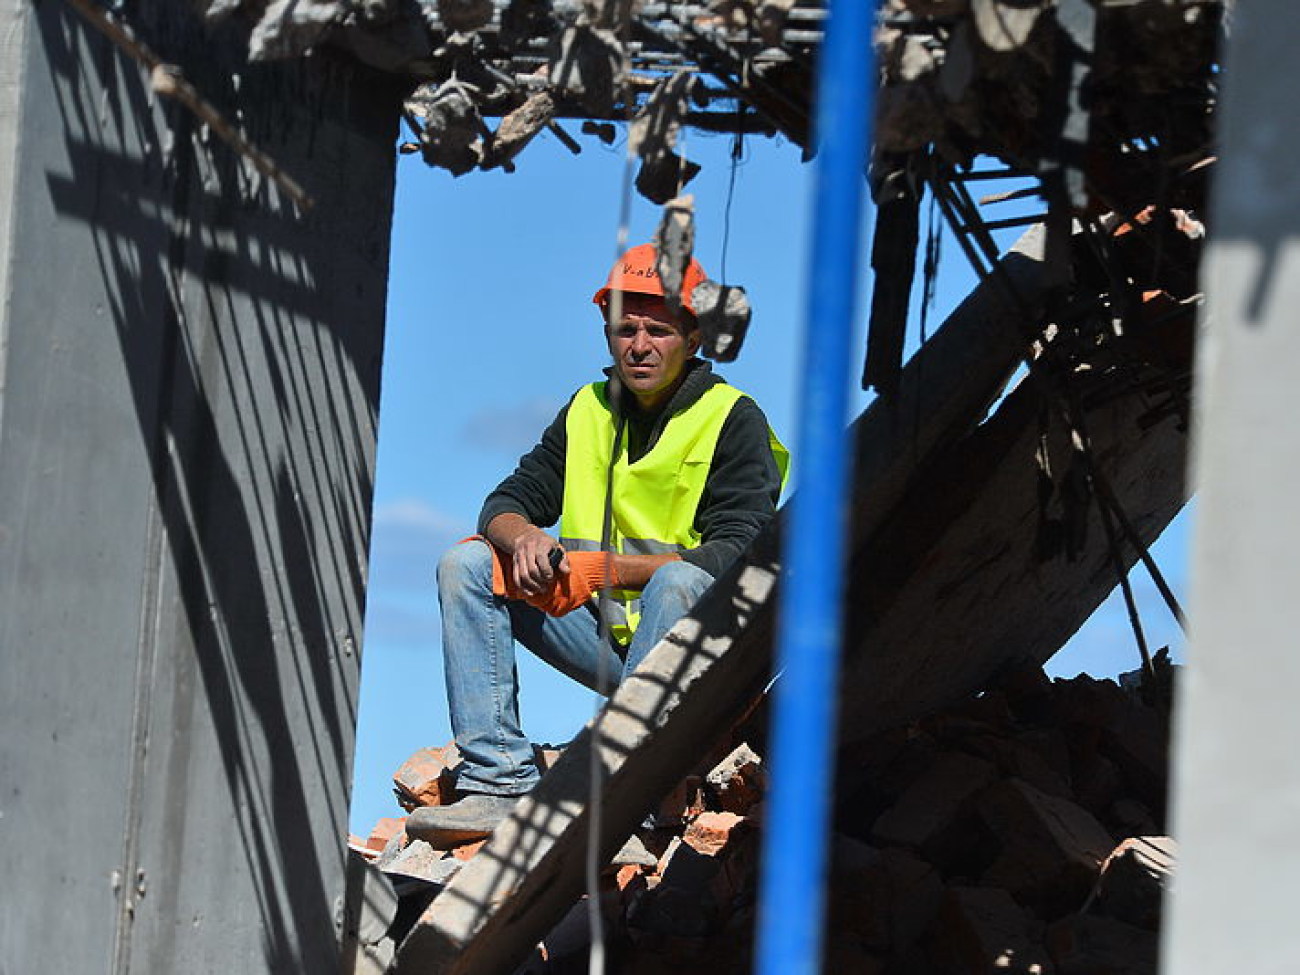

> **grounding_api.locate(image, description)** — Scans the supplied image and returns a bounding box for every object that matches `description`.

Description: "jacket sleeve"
[476,402,570,533]
[678,396,783,579]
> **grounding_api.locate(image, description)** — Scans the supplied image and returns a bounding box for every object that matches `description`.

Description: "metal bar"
[754,1,876,972]
[62,0,315,210]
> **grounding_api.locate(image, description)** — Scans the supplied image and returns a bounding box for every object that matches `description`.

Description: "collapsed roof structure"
[4,1,1270,973]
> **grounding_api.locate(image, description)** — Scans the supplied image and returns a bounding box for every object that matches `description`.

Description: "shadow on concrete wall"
[6,6,404,970]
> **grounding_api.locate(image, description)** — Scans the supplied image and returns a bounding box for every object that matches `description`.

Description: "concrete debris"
[704,742,766,814]
[581,119,617,145]
[971,0,1042,53]
[361,662,1176,972]
[549,25,625,118]
[630,72,701,204]
[437,0,495,34]
[233,0,347,60]
[708,0,797,47]
[1087,836,1176,931]
[654,195,696,321]
[690,280,751,362]
[870,750,998,853]
[383,838,465,891]
[978,778,1116,916]
[1045,914,1159,975]
[412,79,487,176]
[873,0,1220,206]
[635,151,702,207]
[928,886,1054,974]
[339,851,400,975]
[500,0,560,49]
[483,91,557,171]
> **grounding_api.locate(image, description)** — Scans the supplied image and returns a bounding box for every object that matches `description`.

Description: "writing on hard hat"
[592,242,707,318]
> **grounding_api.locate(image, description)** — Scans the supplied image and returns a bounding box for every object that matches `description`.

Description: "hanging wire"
[586,10,642,971]
[720,110,745,283]
[1095,467,1157,684]
[910,186,942,460]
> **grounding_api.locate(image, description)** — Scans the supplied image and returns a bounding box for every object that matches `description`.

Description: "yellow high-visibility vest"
[560,380,789,644]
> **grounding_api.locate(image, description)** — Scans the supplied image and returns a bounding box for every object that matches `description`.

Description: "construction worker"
[407,243,788,846]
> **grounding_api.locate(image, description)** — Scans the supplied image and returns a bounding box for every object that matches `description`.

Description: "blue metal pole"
[754,2,877,972]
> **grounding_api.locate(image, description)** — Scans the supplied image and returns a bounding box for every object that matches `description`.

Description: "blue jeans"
[437,539,714,796]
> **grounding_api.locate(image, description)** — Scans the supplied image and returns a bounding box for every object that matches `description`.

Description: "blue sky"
[347,126,1190,836]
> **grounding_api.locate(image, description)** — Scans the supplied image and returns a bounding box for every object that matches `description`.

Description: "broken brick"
[683,812,746,858]
[1046,913,1158,975]
[871,751,997,853]
[451,839,487,862]
[705,743,766,816]
[927,886,1054,974]
[655,774,707,826]
[978,778,1114,915]
[1088,836,1176,931]
[392,744,459,810]
[366,816,407,854]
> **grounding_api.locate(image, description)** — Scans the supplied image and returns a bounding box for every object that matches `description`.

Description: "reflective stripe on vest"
[559,380,790,644]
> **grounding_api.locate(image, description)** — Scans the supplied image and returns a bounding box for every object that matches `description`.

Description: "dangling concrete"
[0,4,404,971]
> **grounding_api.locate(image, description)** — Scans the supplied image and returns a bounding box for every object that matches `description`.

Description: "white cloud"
[373,498,463,532]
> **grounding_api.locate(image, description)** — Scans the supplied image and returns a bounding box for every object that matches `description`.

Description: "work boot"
[405,793,521,849]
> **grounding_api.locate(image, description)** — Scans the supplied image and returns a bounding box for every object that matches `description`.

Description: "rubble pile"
[874,0,1222,195]
[353,663,1176,973]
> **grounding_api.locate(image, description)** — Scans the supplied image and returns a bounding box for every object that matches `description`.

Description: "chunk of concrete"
[978,778,1114,914]
[927,886,1054,974]
[1046,913,1158,975]
[872,751,998,852]
[1087,835,1176,931]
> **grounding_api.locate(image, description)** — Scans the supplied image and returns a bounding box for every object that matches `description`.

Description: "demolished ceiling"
[183,1,1221,214]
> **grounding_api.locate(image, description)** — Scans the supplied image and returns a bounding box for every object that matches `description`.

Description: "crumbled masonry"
[349,662,1176,973]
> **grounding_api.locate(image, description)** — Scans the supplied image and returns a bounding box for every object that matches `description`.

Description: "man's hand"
[484,513,568,596]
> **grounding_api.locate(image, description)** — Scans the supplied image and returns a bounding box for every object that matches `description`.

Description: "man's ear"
[686,327,701,355]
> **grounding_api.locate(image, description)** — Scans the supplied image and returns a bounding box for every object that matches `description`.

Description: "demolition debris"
[349,661,1177,973]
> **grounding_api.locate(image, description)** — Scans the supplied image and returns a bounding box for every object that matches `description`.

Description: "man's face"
[606,293,699,409]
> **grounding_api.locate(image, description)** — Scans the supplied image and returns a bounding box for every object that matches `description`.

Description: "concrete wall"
[1166,1,1300,970]
[0,4,403,971]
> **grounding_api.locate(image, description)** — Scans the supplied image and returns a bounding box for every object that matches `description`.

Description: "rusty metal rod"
[62,0,315,211]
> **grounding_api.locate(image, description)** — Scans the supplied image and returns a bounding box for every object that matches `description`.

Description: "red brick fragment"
[392,744,460,810]
[451,838,487,861]
[366,816,406,853]
[683,811,745,857]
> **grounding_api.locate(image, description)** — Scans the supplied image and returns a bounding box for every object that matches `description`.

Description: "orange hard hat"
[591,243,708,318]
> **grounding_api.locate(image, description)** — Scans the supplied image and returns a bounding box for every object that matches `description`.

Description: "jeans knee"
[646,559,713,602]
[437,539,493,594]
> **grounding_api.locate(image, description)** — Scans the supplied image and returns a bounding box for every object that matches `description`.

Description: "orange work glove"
[525,550,622,617]
[457,535,530,600]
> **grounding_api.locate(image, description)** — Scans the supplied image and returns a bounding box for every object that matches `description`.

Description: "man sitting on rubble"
[408,243,787,846]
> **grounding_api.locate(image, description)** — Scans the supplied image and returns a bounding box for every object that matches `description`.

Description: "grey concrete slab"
[0,5,403,972]
[1166,2,1300,971]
